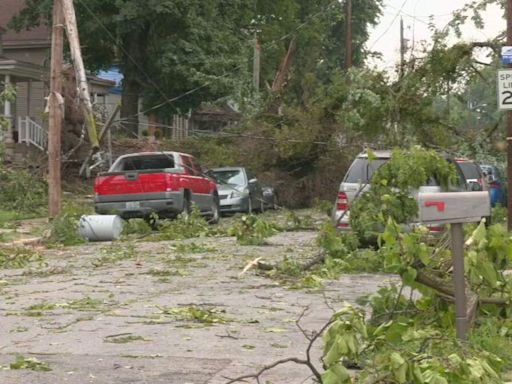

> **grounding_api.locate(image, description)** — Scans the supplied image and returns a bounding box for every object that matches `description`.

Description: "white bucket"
[78,215,124,241]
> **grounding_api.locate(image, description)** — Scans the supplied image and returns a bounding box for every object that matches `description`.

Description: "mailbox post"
[418,191,491,340]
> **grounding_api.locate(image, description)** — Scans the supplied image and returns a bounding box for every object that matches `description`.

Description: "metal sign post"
[418,191,491,340]
[451,223,467,339]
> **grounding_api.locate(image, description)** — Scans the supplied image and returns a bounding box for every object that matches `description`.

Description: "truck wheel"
[182,193,192,218]
[208,196,220,224]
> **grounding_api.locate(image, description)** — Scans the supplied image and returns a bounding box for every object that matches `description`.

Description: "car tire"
[259,198,266,213]
[208,195,220,224]
[246,196,253,214]
[182,193,192,219]
[271,192,279,210]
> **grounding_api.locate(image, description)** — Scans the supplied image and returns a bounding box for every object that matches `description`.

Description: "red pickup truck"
[94,152,220,223]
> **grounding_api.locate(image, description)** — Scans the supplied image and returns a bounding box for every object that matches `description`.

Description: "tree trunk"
[120,29,146,136]
[268,38,297,115]
[120,73,141,136]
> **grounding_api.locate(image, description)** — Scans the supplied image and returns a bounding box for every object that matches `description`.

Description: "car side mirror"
[469,181,482,191]
[249,178,257,184]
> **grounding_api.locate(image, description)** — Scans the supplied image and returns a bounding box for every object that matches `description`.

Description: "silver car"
[211,167,265,214]
[332,150,469,232]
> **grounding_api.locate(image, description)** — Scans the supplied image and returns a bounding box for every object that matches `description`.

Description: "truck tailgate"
[95,171,175,199]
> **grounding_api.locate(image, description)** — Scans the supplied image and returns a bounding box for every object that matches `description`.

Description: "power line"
[385,4,454,20]
[77,0,339,123]
[75,0,177,113]
[368,0,409,50]
[112,118,335,146]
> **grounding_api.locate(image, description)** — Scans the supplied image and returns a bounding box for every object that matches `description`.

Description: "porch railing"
[18,116,48,151]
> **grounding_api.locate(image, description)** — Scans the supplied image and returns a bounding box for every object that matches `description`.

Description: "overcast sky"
[367,0,504,71]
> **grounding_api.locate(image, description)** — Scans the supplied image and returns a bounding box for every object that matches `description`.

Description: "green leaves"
[350,147,456,241]
[228,215,279,245]
[321,363,351,384]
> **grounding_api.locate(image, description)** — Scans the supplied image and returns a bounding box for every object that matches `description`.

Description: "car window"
[246,170,256,182]
[458,162,481,180]
[213,170,245,186]
[181,156,196,175]
[116,155,174,171]
[188,157,201,176]
[450,160,468,191]
[344,158,388,183]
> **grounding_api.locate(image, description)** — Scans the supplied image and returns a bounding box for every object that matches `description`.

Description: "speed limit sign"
[498,69,512,110]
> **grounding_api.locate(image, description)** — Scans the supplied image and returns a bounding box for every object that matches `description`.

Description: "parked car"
[480,164,507,207]
[211,167,265,214]
[332,150,470,232]
[94,152,220,223]
[454,158,488,192]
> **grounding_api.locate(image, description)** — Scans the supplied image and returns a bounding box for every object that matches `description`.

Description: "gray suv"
[332,150,468,232]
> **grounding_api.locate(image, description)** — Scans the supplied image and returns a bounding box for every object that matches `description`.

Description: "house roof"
[0,55,46,81]
[97,66,123,94]
[0,0,50,48]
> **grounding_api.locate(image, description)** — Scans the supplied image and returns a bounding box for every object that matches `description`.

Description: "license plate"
[126,201,140,209]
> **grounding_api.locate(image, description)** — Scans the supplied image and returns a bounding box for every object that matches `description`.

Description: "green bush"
[45,203,92,246]
[122,218,153,236]
[0,167,47,216]
[153,207,211,241]
[227,214,279,245]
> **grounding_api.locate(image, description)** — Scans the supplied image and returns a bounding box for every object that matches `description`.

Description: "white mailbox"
[418,191,491,225]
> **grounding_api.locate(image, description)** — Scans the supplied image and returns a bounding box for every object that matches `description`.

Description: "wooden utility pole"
[345,0,353,69]
[508,0,512,231]
[61,0,99,150]
[48,0,64,218]
[253,34,261,91]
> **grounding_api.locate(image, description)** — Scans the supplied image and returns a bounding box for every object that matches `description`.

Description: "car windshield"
[115,155,174,171]
[480,165,496,177]
[344,158,388,183]
[212,170,245,186]
[458,162,481,180]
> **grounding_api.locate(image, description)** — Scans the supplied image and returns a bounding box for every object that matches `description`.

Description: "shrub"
[227,214,279,245]
[0,167,47,216]
[154,207,211,241]
[45,203,92,246]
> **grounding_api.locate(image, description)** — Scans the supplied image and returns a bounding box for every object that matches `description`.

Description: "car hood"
[217,184,244,193]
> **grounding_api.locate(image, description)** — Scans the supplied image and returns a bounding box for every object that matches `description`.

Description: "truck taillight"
[336,192,348,211]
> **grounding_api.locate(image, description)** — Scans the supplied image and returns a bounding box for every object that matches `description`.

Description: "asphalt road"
[0,224,395,383]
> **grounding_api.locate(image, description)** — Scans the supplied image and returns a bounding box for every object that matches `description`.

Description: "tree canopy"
[10,0,383,132]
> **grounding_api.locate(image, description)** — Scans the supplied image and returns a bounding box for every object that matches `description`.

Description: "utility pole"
[61,0,99,150]
[508,0,512,231]
[48,0,64,218]
[345,0,352,69]
[253,34,260,91]
[400,17,405,79]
